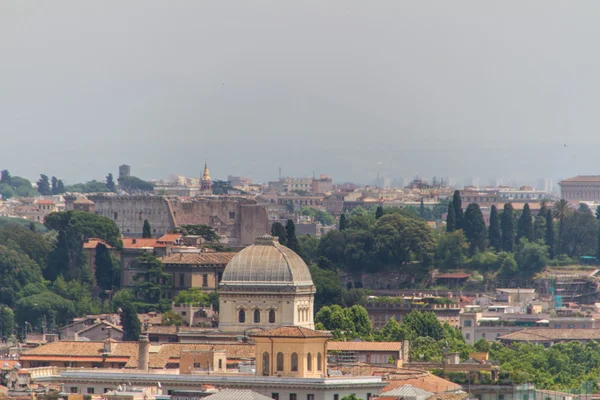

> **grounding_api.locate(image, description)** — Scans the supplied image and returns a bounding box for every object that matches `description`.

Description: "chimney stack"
[138,335,150,371]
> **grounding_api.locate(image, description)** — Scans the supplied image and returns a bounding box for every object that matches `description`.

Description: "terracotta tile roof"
[138,313,162,325]
[122,238,159,248]
[436,273,470,279]
[83,238,113,249]
[77,321,123,334]
[327,342,402,352]
[560,176,600,184]
[161,252,236,265]
[35,200,55,205]
[146,325,177,335]
[383,373,461,394]
[250,326,332,338]
[157,233,182,243]
[498,328,600,342]
[149,343,255,368]
[426,393,470,400]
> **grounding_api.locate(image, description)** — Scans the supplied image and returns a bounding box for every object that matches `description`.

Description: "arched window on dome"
[276,352,284,371]
[254,309,260,323]
[307,352,312,371]
[269,309,276,323]
[262,352,270,376]
[238,309,245,323]
[291,352,298,372]
[317,353,322,371]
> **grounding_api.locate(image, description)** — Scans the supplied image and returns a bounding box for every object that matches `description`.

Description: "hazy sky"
[2,1,600,186]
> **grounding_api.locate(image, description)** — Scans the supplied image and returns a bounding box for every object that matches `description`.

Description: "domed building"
[218,235,315,333]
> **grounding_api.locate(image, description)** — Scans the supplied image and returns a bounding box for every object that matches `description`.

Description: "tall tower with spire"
[201,160,212,193]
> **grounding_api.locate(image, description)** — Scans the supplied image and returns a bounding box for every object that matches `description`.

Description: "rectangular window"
[367,393,372,400]
[194,363,201,368]
[555,324,561,328]
[203,274,208,287]
[218,272,223,282]
[229,211,236,219]
[104,388,110,393]
[179,273,185,287]
[464,320,472,327]
[70,388,78,394]
[568,324,574,329]
[289,394,297,400]
[307,395,315,400]
[334,395,339,400]
[272,394,279,400]
[87,388,95,394]
[466,333,471,340]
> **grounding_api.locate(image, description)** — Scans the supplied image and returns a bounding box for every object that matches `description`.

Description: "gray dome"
[221,235,313,286]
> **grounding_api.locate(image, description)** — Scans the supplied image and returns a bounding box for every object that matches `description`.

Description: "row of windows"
[239,309,276,324]
[262,352,322,375]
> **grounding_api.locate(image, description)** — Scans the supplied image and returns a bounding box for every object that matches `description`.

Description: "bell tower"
[201,160,212,193]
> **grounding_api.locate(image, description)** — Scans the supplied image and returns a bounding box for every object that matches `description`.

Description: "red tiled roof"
[122,238,159,248]
[35,200,55,205]
[158,233,182,243]
[560,176,600,184]
[383,373,460,394]
[250,326,332,338]
[161,252,236,265]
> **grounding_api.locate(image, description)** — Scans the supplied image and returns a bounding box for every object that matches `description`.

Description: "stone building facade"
[218,235,315,334]
[559,176,600,202]
[65,195,269,246]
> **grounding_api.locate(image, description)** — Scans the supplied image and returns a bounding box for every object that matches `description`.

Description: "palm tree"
[553,199,571,255]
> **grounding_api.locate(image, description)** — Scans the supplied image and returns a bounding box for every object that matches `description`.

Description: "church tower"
[201,161,212,193]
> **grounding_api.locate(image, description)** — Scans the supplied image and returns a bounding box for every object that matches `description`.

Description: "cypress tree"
[121,303,141,341]
[271,222,287,245]
[516,203,534,242]
[419,198,425,218]
[533,203,548,241]
[285,219,300,253]
[596,206,600,220]
[375,206,384,220]
[339,214,348,231]
[488,205,501,251]
[142,219,152,238]
[446,201,456,232]
[501,203,515,252]
[546,210,555,259]
[464,203,486,255]
[452,190,464,230]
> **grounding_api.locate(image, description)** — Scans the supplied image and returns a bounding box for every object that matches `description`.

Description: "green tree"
[0,244,44,306]
[463,203,486,255]
[553,199,571,255]
[436,230,468,269]
[174,224,219,243]
[419,198,425,218]
[56,180,65,194]
[15,291,76,328]
[452,191,464,230]
[270,222,287,245]
[515,239,549,276]
[106,173,116,192]
[310,265,342,310]
[133,254,172,310]
[298,234,319,263]
[446,200,456,232]
[0,170,11,185]
[0,305,14,338]
[44,211,121,281]
[402,310,444,341]
[501,203,515,252]
[374,318,408,342]
[142,219,152,238]
[517,203,534,242]
[373,213,435,266]
[37,174,51,195]
[546,210,555,259]
[339,214,348,231]
[341,395,362,400]
[51,176,58,195]
[488,205,501,251]
[317,230,346,266]
[95,243,118,291]
[596,206,600,220]
[560,211,598,258]
[162,311,185,326]
[285,219,301,253]
[474,338,491,352]
[0,183,14,199]
[173,288,210,305]
[117,176,154,192]
[121,302,141,341]
[533,203,548,242]
[111,289,136,312]
[375,205,384,220]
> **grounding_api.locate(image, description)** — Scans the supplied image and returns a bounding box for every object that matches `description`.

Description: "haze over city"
[2,1,600,184]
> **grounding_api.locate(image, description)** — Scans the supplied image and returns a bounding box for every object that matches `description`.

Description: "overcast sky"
[2,1,600,186]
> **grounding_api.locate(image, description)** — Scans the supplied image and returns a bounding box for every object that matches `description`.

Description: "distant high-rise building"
[119,164,131,179]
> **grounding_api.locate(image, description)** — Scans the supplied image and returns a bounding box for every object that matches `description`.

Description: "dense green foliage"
[162,311,185,326]
[117,176,154,192]
[463,203,486,255]
[65,180,112,193]
[488,205,501,251]
[173,288,210,306]
[300,207,335,225]
[133,254,172,311]
[501,203,516,252]
[271,222,287,245]
[121,302,141,341]
[142,219,152,238]
[173,224,220,242]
